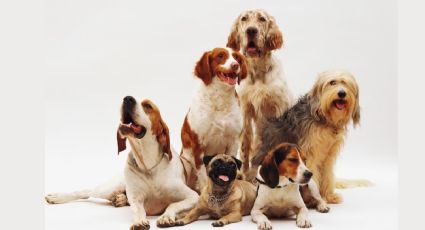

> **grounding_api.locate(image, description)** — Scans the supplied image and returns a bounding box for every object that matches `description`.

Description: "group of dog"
[45,9,367,230]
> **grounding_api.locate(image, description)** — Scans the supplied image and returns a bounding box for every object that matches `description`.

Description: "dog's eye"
[218,53,224,58]
[259,16,266,22]
[330,80,337,85]
[213,160,220,167]
[241,16,247,21]
[288,158,298,163]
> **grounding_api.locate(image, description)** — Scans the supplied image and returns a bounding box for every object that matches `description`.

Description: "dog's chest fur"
[188,80,242,153]
[237,55,293,120]
[300,123,346,163]
[256,184,302,217]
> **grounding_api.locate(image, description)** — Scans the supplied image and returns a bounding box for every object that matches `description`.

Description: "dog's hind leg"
[45,175,127,207]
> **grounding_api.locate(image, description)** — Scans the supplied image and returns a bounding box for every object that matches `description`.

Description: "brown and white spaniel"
[180,47,248,192]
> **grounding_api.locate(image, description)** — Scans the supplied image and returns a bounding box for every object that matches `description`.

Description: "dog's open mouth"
[333,99,347,110]
[119,122,147,139]
[217,71,238,85]
[246,41,259,57]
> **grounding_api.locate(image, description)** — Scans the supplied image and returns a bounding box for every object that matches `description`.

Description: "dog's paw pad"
[157,214,176,227]
[326,193,343,204]
[258,221,272,230]
[130,221,150,230]
[296,218,312,228]
[111,193,128,207]
[316,202,330,213]
[212,220,225,227]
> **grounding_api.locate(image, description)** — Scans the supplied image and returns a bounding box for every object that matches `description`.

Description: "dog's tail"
[335,178,374,189]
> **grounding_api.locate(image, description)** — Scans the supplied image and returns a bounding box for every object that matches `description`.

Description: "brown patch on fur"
[117,131,127,154]
[265,17,283,51]
[181,115,204,169]
[141,99,172,160]
[277,147,300,179]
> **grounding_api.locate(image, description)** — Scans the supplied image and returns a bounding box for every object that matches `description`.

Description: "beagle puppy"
[251,143,329,229]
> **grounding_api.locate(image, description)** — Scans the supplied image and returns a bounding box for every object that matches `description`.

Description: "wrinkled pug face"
[203,154,242,186]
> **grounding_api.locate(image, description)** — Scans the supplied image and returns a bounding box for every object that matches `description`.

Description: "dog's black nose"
[246,27,258,37]
[303,171,313,179]
[338,90,346,98]
[123,96,136,104]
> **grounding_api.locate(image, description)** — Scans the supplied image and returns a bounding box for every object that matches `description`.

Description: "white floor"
[45,152,397,230]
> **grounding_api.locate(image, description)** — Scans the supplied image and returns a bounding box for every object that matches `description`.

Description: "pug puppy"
[174,154,256,227]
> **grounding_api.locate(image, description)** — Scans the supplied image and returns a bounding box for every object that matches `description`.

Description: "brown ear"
[152,116,172,160]
[238,54,248,84]
[352,90,361,127]
[117,131,126,154]
[259,151,279,188]
[226,17,240,50]
[265,16,283,51]
[194,51,212,85]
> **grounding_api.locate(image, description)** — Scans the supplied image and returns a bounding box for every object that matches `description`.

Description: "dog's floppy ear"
[352,90,361,127]
[265,16,284,51]
[117,131,126,154]
[308,76,325,121]
[203,155,215,166]
[194,51,212,85]
[259,153,279,188]
[152,115,172,160]
[259,144,290,188]
[232,52,248,84]
[231,156,242,170]
[226,17,240,51]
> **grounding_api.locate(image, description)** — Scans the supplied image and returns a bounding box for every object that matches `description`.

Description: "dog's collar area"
[255,177,288,189]
[128,152,166,175]
[207,192,230,208]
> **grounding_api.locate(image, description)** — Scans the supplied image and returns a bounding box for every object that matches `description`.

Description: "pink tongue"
[225,77,237,85]
[218,175,229,182]
[247,47,257,55]
[336,102,346,109]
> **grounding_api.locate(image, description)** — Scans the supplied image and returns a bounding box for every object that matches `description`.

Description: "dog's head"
[227,9,283,58]
[194,47,247,86]
[308,70,360,127]
[259,143,312,188]
[117,96,171,160]
[203,154,242,187]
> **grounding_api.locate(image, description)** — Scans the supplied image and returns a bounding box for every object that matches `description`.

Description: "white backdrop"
[45,0,397,229]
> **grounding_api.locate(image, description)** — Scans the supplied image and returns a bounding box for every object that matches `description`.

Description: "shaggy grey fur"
[251,94,328,166]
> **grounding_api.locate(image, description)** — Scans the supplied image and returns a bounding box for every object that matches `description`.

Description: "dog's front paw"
[316,202,330,213]
[326,193,343,204]
[157,213,176,227]
[257,220,272,230]
[212,220,226,227]
[296,216,312,228]
[130,220,150,230]
[174,220,185,226]
[111,193,128,207]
